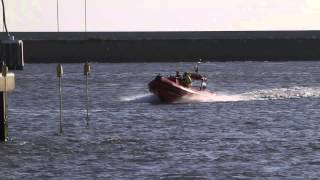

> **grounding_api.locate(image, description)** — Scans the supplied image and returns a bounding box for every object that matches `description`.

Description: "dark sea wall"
[1,31,320,62]
[23,39,320,63]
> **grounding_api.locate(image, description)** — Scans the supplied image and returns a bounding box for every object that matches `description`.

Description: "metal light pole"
[2,0,5,32]
[1,0,9,36]
[84,0,87,32]
[56,0,60,32]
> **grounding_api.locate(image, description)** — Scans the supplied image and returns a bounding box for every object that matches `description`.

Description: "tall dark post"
[0,64,8,142]
[0,92,8,142]
[84,62,91,126]
[56,64,63,133]
[0,0,19,142]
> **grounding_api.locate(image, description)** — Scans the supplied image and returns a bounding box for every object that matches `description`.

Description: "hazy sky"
[2,0,320,32]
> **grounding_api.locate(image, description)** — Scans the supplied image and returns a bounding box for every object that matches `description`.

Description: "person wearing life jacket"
[181,72,192,87]
[201,77,207,90]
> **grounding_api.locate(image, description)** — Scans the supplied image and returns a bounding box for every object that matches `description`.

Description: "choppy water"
[1,62,320,179]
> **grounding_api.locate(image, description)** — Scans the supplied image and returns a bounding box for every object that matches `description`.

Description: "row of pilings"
[56,62,91,134]
[0,62,91,142]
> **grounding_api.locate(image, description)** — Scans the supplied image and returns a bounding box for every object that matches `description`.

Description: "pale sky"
[2,0,320,32]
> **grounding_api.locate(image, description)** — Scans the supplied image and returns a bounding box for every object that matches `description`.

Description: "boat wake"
[244,86,320,101]
[120,93,160,103]
[177,92,244,103]
[121,86,320,103]
[179,86,320,103]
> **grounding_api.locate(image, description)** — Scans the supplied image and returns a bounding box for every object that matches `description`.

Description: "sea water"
[1,61,320,179]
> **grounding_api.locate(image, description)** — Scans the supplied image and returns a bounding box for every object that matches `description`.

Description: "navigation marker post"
[0,62,15,142]
[84,62,91,126]
[56,64,63,134]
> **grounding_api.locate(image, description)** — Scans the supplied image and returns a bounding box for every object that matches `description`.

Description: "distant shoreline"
[1,31,320,62]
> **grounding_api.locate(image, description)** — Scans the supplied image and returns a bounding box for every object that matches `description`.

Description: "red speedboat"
[148,72,214,102]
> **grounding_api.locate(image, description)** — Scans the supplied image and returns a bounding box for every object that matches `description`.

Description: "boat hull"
[148,75,211,102]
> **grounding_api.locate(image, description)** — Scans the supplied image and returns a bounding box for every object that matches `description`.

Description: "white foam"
[244,86,320,100]
[120,93,159,103]
[120,86,320,103]
[177,91,246,103]
[172,86,320,103]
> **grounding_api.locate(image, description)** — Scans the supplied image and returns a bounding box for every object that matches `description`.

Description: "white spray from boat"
[120,93,158,103]
[178,86,320,103]
[121,86,320,103]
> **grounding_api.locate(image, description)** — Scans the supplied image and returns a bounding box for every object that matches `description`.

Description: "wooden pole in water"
[0,92,7,142]
[84,62,91,126]
[0,63,8,141]
[3,64,7,130]
[56,64,63,133]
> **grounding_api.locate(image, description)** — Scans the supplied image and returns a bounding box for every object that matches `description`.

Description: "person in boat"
[176,71,181,78]
[181,72,192,87]
[188,72,207,90]
[175,71,182,83]
[201,77,207,90]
